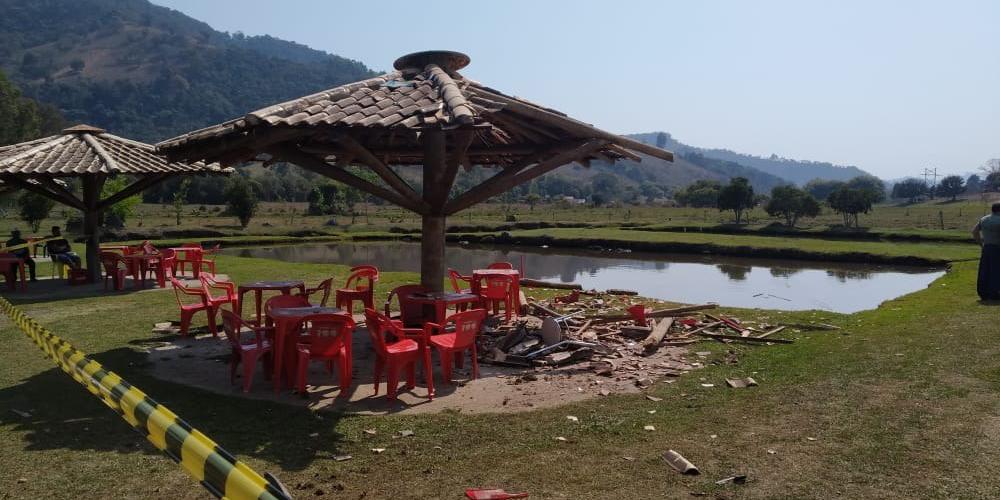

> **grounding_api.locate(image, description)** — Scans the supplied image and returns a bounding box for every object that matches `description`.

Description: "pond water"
[223,241,945,313]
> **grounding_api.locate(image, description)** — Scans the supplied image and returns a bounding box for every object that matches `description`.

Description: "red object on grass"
[426,309,487,383]
[335,265,379,315]
[364,308,434,400]
[448,268,471,294]
[465,488,529,499]
[220,309,273,393]
[293,313,356,395]
[299,277,334,307]
[627,304,648,327]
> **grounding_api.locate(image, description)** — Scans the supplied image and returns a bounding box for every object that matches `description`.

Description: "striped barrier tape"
[0,296,292,500]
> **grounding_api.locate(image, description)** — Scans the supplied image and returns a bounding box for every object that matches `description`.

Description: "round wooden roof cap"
[62,124,106,135]
[393,50,470,73]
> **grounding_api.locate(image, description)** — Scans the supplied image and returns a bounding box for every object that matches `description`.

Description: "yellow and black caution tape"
[0,296,292,500]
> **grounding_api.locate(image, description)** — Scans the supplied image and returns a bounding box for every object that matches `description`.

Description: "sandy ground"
[145,321,701,415]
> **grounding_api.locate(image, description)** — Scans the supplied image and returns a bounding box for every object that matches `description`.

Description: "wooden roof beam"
[97,174,171,211]
[335,134,424,207]
[0,175,85,210]
[269,145,430,215]
[445,139,608,215]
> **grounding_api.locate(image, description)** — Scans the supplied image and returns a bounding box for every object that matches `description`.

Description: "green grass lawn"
[2,239,1000,498]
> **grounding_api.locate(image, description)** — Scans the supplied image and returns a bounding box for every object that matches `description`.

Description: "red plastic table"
[0,257,27,291]
[237,280,306,326]
[267,305,346,393]
[406,291,481,324]
[470,269,521,317]
[122,253,160,289]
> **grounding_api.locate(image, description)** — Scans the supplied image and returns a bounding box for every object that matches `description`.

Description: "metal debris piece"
[662,450,700,475]
[725,377,758,388]
[715,475,747,485]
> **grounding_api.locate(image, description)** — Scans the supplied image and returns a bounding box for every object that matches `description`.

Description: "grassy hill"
[0,0,375,142]
[630,132,872,185]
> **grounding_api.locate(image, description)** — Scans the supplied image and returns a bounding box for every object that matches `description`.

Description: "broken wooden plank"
[642,318,674,354]
[588,304,717,323]
[519,278,582,290]
[694,331,794,344]
[756,326,786,339]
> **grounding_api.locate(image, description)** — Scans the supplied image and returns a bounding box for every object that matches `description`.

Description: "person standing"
[45,226,82,268]
[973,203,1000,300]
[5,229,37,282]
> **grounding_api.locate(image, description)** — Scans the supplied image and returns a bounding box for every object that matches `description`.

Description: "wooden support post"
[81,175,106,282]
[420,130,448,292]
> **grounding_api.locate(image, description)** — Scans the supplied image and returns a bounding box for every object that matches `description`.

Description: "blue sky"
[153,0,999,179]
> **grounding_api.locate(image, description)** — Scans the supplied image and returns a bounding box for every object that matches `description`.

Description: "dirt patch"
[144,325,699,416]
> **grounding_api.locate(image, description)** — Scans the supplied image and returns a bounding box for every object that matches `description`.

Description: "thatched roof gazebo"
[158,50,673,291]
[0,124,227,281]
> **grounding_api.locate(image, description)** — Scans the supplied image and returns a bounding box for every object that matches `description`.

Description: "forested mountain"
[0,0,864,207]
[0,0,374,142]
[629,132,871,185]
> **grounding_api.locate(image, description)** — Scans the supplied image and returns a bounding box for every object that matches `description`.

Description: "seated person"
[45,226,82,269]
[5,229,37,282]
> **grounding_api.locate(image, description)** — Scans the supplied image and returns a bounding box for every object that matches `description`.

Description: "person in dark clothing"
[5,229,37,282]
[973,203,1000,301]
[45,226,81,268]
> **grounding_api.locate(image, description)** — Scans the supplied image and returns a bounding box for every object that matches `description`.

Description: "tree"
[655,132,668,149]
[18,192,55,232]
[590,173,622,206]
[225,175,259,229]
[524,192,541,211]
[891,178,929,203]
[765,185,821,227]
[717,177,755,224]
[828,186,873,227]
[804,179,845,201]
[846,175,886,204]
[966,174,983,194]
[101,176,141,226]
[306,187,325,215]
[675,180,721,208]
[935,175,965,201]
[0,69,42,145]
[172,178,190,225]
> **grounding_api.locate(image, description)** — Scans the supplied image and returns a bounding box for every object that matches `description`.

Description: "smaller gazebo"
[0,125,227,281]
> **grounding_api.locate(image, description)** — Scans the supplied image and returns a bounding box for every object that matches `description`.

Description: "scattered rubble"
[474,291,800,400]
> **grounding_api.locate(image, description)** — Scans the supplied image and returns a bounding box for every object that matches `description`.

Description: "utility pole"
[922,167,940,198]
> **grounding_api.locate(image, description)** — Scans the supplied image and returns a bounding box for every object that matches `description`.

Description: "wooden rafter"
[436,129,475,208]
[270,145,430,215]
[444,139,608,215]
[97,174,171,211]
[0,175,85,210]
[335,134,423,206]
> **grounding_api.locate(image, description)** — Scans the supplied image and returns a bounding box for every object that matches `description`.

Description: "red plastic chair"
[99,251,127,291]
[175,246,203,278]
[299,278,333,307]
[220,309,273,393]
[197,244,220,276]
[384,284,432,328]
[0,253,20,290]
[448,269,472,294]
[364,308,433,400]
[426,309,487,384]
[293,313,356,395]
[487,262,513,270]
[335,266,379,315]
[169,276,215,336]
[262,293,311,330]
[479,274,516,322]
[148,248,176,288]
[201,275,238,327]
